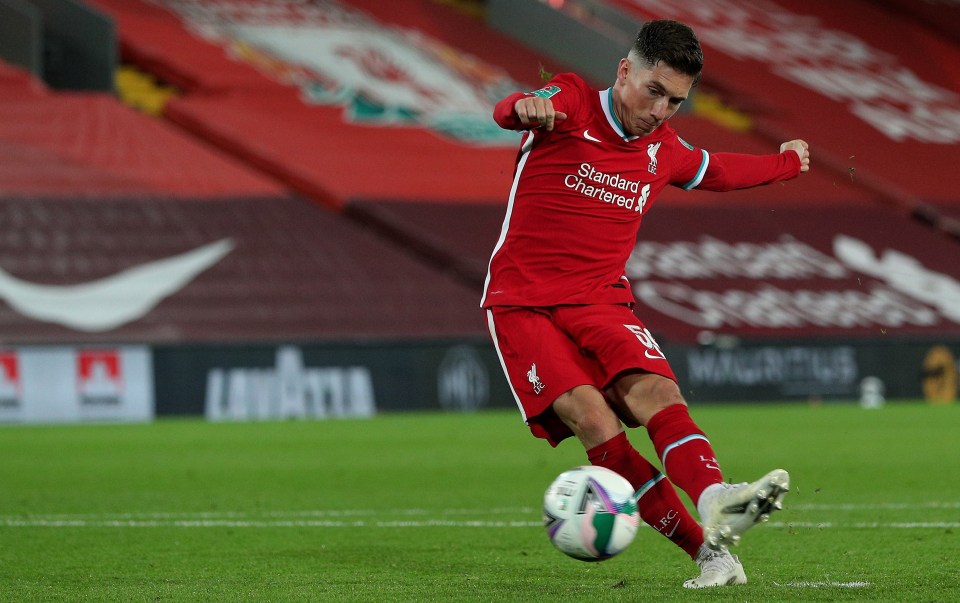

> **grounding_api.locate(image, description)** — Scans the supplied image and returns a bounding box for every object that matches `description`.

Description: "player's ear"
[616,58,631,84]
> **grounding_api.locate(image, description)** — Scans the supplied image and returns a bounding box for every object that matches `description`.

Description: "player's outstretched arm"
[695,140,811,192]
[780,139,810,173]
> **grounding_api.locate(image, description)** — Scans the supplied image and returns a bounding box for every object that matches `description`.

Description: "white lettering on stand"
[205,346,376,421]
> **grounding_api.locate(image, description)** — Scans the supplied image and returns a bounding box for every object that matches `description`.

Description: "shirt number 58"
[624,324,666,361]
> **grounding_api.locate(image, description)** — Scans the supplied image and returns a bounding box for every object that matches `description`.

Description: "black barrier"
[666,338,954,403]
[151,338,957,421]
[152,339,516,419]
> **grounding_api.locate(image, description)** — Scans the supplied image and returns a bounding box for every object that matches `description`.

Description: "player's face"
[613,57,695,137]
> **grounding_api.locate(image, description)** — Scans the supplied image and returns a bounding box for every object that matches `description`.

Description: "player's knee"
[615,373,686,425]
[553,386,620,444]
[612,373,683,404]
[570,405,618,440]
[645,375,686,406]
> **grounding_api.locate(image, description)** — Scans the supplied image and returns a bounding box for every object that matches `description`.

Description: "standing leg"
[552,386,703,558]
[586,430,702,558]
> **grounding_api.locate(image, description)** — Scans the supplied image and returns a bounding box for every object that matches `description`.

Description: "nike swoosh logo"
[665,520,680,538]
[583,129,602,143]
[0,238,234,332]
[644,350,666,360]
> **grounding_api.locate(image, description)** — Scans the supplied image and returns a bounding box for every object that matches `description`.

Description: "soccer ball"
[543,466,640,561]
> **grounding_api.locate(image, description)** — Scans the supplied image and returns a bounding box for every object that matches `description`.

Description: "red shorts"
[485,304,677,446]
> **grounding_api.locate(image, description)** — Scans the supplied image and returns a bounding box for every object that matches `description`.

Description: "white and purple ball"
[543,466,640,561]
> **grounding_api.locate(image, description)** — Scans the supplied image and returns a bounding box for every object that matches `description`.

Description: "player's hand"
[514,96,568,131]
[780,139,810,173]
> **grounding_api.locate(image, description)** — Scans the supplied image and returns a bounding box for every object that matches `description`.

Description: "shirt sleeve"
[668,135,712,190]
[669,134,802,191]
[697,151,802,191]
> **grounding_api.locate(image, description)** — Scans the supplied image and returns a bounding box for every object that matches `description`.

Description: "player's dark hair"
[633,20,703,85]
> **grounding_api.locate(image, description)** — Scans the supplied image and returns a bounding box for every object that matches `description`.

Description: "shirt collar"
[600,88,639,142]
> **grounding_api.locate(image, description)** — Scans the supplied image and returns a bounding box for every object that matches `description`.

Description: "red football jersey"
[481,73,800,308]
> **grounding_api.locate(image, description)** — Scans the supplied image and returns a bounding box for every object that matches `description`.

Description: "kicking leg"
[609,373,790,552]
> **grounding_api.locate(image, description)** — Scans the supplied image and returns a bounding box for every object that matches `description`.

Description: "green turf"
[1,402,958,602]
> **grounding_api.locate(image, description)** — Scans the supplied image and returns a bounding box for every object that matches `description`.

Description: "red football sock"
[587,431,703,558]
[646,404,724,506]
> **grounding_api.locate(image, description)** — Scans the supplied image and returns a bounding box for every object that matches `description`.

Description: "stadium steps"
[0,56,485,343]
[0,197,486,344]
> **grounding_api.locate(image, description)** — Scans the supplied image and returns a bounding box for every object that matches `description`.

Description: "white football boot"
[697,468,790,552]
[683,544,747,589]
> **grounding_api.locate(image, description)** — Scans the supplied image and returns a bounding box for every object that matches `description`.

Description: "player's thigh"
[554,304,678,386]
[486,306,597,421]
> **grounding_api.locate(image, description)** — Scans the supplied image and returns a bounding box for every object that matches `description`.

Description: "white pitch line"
[2,517,960,529]
[2,501,958,529]
[774,581,872,588]
[769,521,960,529]
[0,518,544,529]
[0,507,539,521]
[1,500,955,524]
[789,501,960,510]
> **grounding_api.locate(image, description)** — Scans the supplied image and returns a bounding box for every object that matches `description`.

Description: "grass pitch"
[1,401,958,602]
